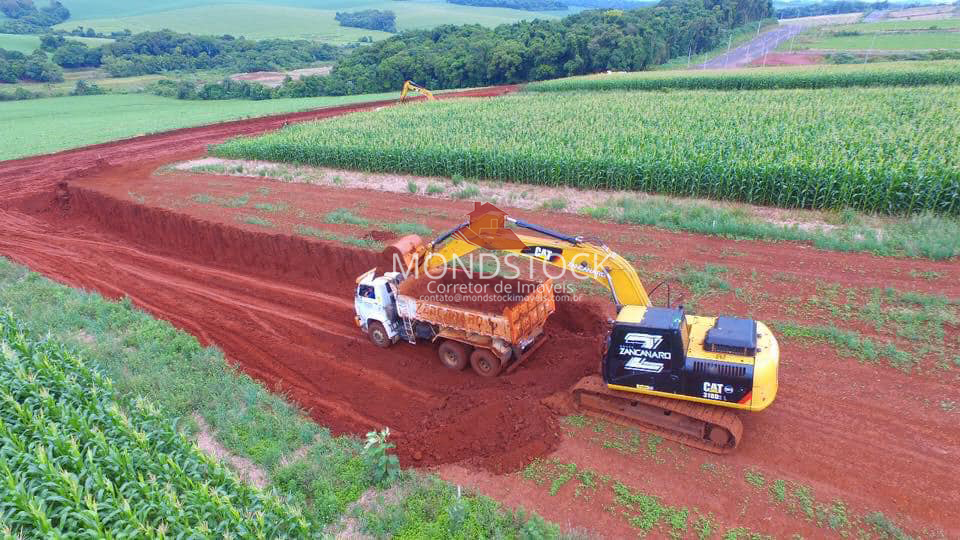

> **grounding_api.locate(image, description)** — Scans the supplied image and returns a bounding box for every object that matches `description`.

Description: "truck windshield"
[358,285,376,299]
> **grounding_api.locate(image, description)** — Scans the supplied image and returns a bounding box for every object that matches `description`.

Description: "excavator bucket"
[379,234,424,274]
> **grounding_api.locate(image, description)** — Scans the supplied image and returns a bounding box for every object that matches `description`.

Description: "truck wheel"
[470,349,502,377]
[438,340,469,371]
[367,321,391,348]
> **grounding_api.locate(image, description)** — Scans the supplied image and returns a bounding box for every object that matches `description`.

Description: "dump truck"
[354,269,555,377]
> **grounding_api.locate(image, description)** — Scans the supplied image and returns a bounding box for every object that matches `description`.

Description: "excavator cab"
[604,305,777,413]
[604,306,689,395]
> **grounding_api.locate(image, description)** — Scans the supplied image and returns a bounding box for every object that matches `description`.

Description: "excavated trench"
[35,183,608,472]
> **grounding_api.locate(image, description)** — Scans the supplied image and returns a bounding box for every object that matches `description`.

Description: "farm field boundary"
[527,59,960,91]
[212,86,960,216]
[170,157,960,260]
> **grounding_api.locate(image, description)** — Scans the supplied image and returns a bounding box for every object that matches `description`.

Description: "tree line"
[775,1,924,18]
[335,9,397,32]
[446,0,567,10]
[321,0,772,95]
[0,30,344,83]
[447,0,651,9]
[0,0,70,34]
[158,0,770,100]
[0,47,62,82]
[99,31,340,76]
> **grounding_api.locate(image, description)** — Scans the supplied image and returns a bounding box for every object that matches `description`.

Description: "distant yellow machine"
[400,80,436,102]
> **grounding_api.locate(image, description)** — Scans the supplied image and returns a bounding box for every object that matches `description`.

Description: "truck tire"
[438,340,469,371]
[470,349,502,377]
[367,321,391,348]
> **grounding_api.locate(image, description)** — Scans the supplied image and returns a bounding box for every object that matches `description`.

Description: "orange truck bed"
[395,277,555,345]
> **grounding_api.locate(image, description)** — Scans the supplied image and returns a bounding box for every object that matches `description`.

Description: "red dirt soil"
[1,87,958,538]
[751,52,825,66]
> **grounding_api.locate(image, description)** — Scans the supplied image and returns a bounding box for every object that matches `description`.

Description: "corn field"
[527,60,960,92]
[0,312,311,538]
[214,86,960,215]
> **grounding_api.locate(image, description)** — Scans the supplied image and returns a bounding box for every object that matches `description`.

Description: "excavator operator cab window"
[358,284,376,300]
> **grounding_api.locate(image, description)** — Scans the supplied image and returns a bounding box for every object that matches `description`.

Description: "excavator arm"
[404,216,651,307]
[400,80,436,102]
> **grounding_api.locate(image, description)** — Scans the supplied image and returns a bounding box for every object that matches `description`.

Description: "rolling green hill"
[55,1,572,42]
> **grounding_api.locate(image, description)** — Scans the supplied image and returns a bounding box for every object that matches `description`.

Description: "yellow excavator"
[399,80,436,102]
[377,205,779,453]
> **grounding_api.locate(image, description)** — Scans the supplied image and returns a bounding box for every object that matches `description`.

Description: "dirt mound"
[399,273,540,312]
[552,298,613,336]
[68,186,377,292]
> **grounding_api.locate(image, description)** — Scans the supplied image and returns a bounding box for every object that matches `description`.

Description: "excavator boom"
[421,217,650,307]
[400,80,436,102]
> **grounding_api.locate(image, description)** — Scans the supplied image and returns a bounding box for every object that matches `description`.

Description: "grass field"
[0,92,401,161]
[831,17,960,32]
[795,30,960,51]
[0,33,112,54]
[55,1,570,42]
[528,60,960,91]
[212,86,960,215]
[778,16,960,52]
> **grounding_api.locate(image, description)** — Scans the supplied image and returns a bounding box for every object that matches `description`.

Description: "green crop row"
[526,60,960,92]
[0,312,309,538]
[212,87,960,215]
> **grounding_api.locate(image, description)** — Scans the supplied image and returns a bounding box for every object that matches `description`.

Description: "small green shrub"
[364,428,401,487]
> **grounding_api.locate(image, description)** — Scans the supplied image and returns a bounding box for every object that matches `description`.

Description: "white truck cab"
[354,269,403,347]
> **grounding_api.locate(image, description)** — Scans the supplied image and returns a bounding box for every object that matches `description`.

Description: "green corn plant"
[212,84,960,216]
[0,311,313,537]
[527,59,960,92]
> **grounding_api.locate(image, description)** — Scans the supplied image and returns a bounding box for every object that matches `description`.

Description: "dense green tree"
[0,0,70,33]
[335,9,397,32]
[51,40,101,67]
[320,0,771,95]
[0,47,62,82]
[97,31,342,76]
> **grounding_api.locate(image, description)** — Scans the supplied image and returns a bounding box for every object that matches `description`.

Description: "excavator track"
[571,375,743,454]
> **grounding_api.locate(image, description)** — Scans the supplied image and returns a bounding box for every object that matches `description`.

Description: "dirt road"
[698,25,804,69]
[1,90,957,537]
